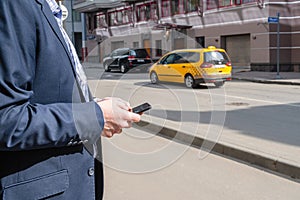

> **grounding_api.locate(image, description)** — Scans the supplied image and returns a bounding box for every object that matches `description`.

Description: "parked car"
[103,48,152,73]
[149,46,232,88]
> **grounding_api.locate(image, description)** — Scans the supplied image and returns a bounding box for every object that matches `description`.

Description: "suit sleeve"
[0,0,104,151]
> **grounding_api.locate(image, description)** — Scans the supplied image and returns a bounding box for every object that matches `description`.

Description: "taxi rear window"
[204,51,229,64]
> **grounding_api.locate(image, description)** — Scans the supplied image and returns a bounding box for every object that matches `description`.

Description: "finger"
[102,124,116,137]
[118,120,133,128]
[102,97,112,100]
[114,128,122,134]
[117,110,140,124]
[117,101,131,111]
[128,112,141,123]
[102,129,113,138]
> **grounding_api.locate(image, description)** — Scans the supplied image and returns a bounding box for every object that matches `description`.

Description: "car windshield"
[204,51,229,64]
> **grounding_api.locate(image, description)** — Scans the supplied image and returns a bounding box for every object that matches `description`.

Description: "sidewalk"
[232,71,300,85]
[139,116,300,182]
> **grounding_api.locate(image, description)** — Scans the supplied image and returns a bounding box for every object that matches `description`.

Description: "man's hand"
[96,97,141,138]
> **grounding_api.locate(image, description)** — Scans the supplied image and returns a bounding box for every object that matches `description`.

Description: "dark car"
[103,48,152,73]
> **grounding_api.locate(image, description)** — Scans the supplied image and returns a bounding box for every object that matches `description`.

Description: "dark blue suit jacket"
[0,0,104,199]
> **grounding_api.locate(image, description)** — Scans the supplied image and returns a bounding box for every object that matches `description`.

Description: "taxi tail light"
[200,63,213,68]
[146,55,150,59]
[226,62,232,66]
[128,55,135,61]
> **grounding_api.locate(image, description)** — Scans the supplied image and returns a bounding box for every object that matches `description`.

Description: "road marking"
[225,94,300,107]
[152,85,300,108]
[93,78,300,108]
[195,91,300,108]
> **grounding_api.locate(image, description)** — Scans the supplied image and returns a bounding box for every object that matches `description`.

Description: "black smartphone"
[132,103,152,114]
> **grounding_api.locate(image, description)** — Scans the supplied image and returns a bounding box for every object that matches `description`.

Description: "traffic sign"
[268,17,279,24]
[60,4,68,21]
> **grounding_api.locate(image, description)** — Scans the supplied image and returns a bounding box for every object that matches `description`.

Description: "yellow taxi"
[149,46,232,88]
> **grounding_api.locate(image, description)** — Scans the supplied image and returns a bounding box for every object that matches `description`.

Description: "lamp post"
[276,12,281,79]
[268,12,281,79]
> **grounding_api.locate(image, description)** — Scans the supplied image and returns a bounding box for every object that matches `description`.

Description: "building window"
[95,13,107,28]
[235,0,242,5]
[111,41,124,51]
[108,7,133,26]
[207,0,216,9]
[187,0,199,13]
[122,8,133,24]
[136,2,157,22]
[109,12,118,26]
[207,0,232,9]
[136,4,150,21]
[116,11,123,24]
[73,11,81,22]
[133,42,139,48]
[171,0,185,15]
[151,3,158,21]
[242,0,256,3]
[162,0,171,17]
[155,40,162,57]
[222,0,233,7]
[195,36,205,48]
[207,0,256,9]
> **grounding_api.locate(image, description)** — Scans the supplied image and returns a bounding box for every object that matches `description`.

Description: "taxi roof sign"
[207,46,216,49]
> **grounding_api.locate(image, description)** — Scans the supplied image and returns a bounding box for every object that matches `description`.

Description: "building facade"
[73,0,300,72]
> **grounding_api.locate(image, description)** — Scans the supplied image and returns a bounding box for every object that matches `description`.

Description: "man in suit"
[0,0,140,199]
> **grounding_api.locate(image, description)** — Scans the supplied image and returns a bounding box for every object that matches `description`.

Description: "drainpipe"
[71,0,74,44]
[132,2,136,27]
[157,0,162,23]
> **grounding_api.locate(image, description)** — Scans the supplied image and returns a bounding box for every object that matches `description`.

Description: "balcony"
[73,0,125,13]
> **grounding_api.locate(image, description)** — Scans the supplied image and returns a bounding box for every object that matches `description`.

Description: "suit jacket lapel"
[35,0,74,69]
[35,0,90,102]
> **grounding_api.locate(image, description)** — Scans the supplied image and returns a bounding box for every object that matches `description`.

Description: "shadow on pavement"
[134,81,219,90]
[146,102,300,147]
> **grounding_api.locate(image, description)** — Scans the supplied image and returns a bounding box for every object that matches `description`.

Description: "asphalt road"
[84,67,300,199]
[86,67,300,164]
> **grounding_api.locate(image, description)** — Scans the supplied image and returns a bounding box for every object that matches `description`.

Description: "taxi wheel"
[185,75,195,88]
[150,72,159,84]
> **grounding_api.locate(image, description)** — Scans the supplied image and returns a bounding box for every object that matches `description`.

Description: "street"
[85,67,300,199]
[86,67,300,164]
[102,128,300,200]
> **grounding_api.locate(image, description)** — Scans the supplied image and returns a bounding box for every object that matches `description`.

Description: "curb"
[232,77,300,86]
[135,119,300,181]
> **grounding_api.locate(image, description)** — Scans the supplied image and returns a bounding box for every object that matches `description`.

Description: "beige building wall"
[78,0,300,71]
